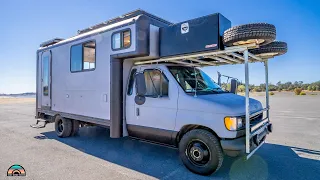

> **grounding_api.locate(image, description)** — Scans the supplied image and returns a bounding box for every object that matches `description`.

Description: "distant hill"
[0,92,36,97]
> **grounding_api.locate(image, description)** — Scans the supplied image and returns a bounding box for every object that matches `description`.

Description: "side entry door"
[127,66,179,144]
[41,51,51,108]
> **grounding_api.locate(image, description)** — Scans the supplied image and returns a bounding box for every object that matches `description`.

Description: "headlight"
[224,116,244,131]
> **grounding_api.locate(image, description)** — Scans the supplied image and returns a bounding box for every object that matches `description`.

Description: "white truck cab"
[33,9,286,175]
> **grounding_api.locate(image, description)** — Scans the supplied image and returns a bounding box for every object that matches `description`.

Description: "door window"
[42,56,49,96]
[143,69,168,97]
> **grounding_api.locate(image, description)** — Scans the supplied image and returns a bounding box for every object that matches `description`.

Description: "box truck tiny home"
[33,9,287,175]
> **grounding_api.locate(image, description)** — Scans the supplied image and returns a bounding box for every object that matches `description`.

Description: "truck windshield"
[168,66,226,94]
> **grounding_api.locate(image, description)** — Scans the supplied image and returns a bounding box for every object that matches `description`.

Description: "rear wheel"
[55,116,72,138]
[179,129,224,175]
[70,119,80,136]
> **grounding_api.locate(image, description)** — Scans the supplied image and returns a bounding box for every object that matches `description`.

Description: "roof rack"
[40,38,64,48]
[134,43,268,66]
[77,9,173,35]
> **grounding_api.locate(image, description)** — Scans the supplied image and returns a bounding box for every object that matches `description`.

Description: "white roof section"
[39,15,141,50]
[39,9,172,50]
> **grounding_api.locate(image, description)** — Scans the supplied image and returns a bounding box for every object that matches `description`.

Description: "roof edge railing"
[40,38,65,48]
[77,9,173,35]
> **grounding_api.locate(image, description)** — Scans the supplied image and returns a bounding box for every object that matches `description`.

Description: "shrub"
[237,85,245,93]
[300,92,306,95]
[269,92,275,96]
[253,87,262,92]
[310,93,317,96]
[294,88,302,95]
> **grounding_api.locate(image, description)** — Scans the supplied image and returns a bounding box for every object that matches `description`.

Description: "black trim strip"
[38,109,111,127]
[110,57,124,138]
[127,124,178,145]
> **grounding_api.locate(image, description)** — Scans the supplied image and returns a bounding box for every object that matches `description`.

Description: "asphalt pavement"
[0,94,319,179]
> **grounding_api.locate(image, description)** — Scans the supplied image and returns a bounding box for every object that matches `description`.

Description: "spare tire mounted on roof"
[223,23,276,46]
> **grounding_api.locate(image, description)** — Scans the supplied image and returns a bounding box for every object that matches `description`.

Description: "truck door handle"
[136,108,140,116]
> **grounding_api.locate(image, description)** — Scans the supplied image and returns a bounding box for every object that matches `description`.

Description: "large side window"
[127,68,137,95]
[112,29,131,50]
[143,69,169,97]
[71,41,96,72]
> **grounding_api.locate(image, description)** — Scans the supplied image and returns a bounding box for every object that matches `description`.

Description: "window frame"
[111,28,132,51]
[70,40,96,73]
[141,68,169,98]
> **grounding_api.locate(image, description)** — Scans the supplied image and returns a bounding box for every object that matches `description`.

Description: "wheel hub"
[58,120,64,132]
[190,146,204,161]
[233,39,265,46]
[187,141,210,166]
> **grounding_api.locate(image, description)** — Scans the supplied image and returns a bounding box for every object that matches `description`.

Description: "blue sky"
[1,0,319,93]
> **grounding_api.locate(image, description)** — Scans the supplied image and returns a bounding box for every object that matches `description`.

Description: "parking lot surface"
[0,94,319,180]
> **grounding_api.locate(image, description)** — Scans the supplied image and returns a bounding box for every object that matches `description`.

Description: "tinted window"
[70,44,83,72]
[71,41,96,72]
[42,56,49,96]
[112,33,121,49]
[144,69,168,97]
[127,68,137,95]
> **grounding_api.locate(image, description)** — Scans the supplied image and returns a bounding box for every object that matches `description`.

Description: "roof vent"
[40,38,64,48]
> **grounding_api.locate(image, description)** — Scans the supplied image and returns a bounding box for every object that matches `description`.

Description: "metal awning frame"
[134,43,266,66]
[135,43,272,159]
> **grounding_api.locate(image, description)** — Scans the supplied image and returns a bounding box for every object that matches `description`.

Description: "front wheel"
[179,129,224,175]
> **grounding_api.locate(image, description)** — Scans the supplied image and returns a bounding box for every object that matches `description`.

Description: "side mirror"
[135,73,146,96]
[230,78,238,94]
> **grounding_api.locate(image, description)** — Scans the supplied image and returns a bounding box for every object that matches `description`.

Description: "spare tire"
[249,41,287,57]
[223,23,276,46]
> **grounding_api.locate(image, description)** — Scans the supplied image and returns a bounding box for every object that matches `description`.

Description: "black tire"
[179,129,224,175]
[70,119,80,136]
[55,116,72,138]
[223,23,276,46]
[249,41,287,57]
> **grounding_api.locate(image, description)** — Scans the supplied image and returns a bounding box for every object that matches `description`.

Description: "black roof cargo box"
[159,13,231,57]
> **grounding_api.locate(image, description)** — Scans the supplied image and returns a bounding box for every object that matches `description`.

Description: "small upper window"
[112,30,131,50]
[71,41,96,72]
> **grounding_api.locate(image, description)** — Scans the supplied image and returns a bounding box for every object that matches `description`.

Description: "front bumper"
[220,123,273,152]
